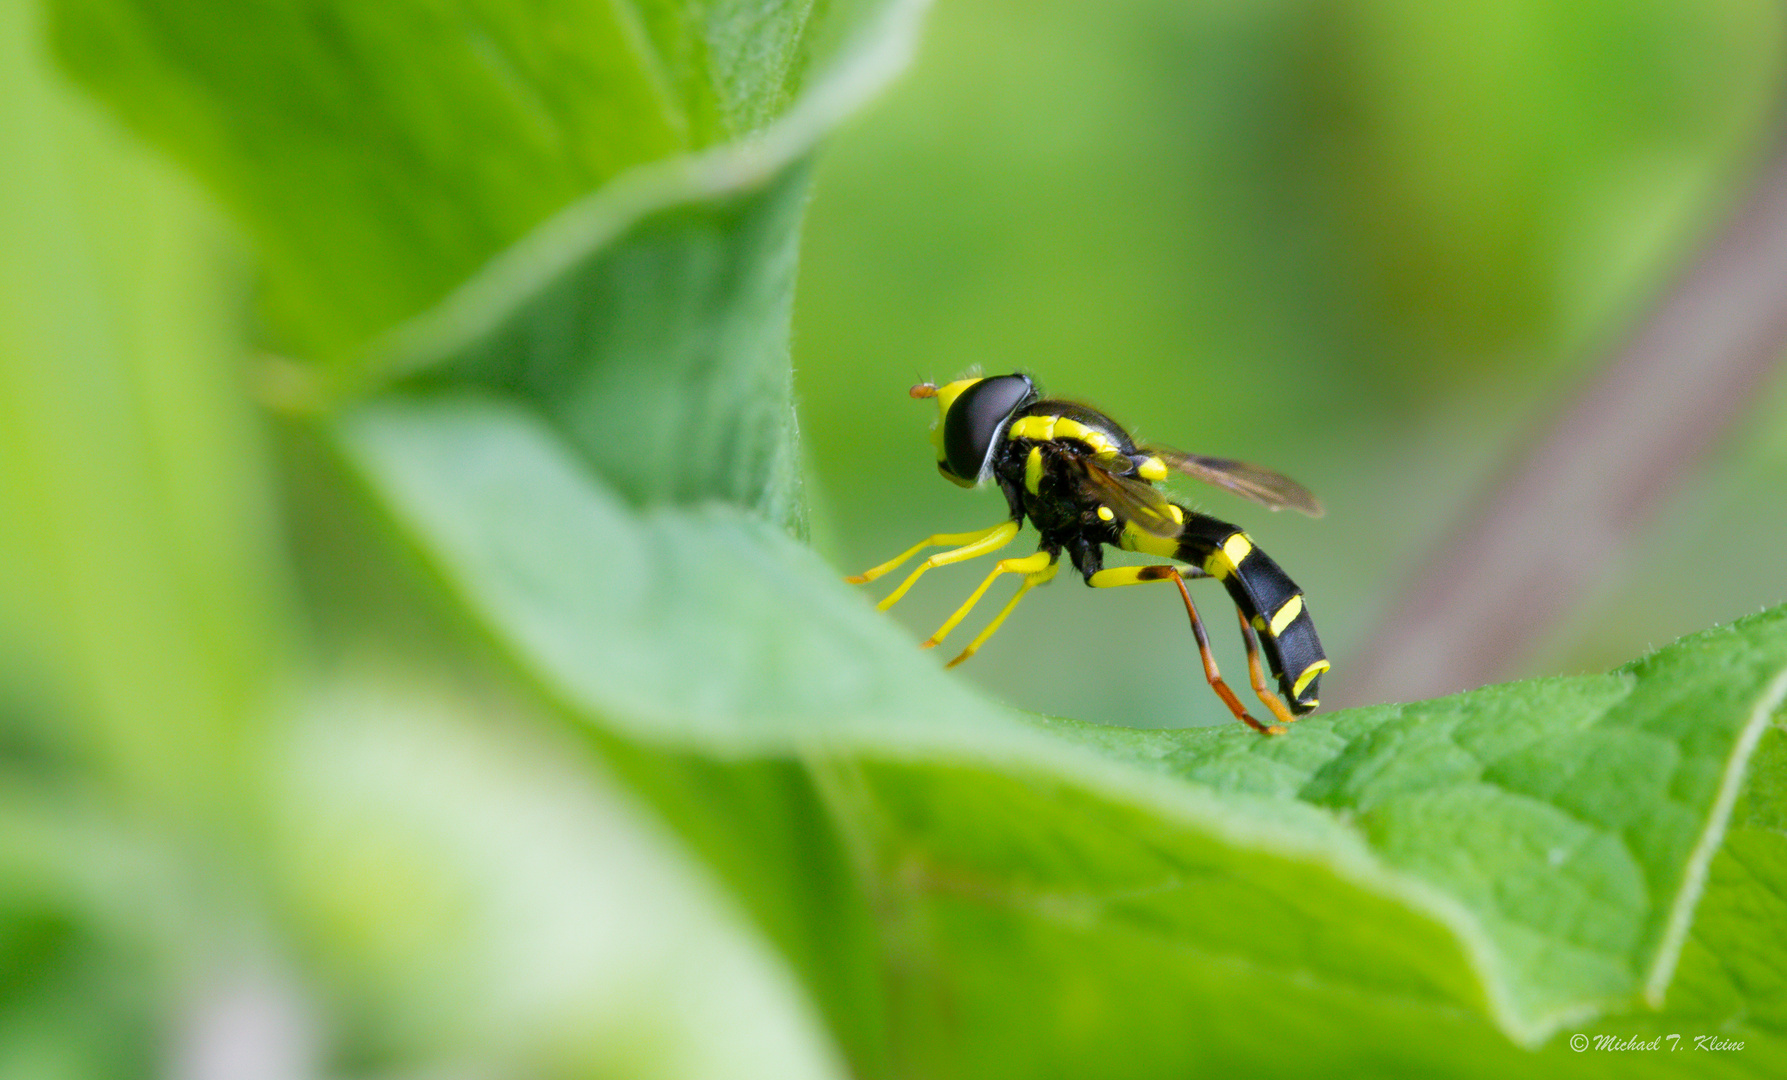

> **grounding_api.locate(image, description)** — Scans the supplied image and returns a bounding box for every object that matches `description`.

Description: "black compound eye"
[943,374,1036,481]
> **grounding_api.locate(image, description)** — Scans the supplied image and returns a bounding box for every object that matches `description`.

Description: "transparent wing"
[1148,447,1324,517]
[1074,455,1185,538]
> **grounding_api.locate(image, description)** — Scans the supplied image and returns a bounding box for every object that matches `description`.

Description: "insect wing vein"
[1149,447,1323,517]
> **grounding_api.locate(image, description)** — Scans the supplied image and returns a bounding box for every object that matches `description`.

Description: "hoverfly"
[847,373,1328,733]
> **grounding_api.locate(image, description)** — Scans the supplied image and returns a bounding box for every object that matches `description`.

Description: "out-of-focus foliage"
[3,0,897,1074]
[4,0,1787,1078]
[48,0,855,360]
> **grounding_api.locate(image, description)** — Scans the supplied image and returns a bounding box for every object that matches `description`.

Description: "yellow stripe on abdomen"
[1292,659,1330,697]
[1201,531,1254,579]
[1268,594,1303,636]
[1120,521,1180,558]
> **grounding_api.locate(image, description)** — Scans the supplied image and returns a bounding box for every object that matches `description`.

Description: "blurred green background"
[797,0,1787,727]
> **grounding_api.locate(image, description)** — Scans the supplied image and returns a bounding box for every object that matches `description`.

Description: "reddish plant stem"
[1336,122,1787,707]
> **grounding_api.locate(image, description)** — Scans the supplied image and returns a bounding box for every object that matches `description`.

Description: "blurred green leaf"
[48,0,919,363]
[1,3,298,1071]
[386,165,816,526]
[266,673,848,1080]
[1,0,284,845]
[20,0,931,1074]
[0,793,159,1080]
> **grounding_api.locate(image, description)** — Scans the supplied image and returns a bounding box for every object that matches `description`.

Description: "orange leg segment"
[1086,565,1283,735]
[1235,607,1300,728]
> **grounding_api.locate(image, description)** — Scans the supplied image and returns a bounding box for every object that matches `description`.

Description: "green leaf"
[2,7,305,1072]
[387,163,817,526]
[29,0,939,1073]
[1653,724,1787,1036]
[265,673,849,1080]
[1,0,286,832]
[48,0,930,363]
[334,385,1787,1075]
[1046,620,1787,1027]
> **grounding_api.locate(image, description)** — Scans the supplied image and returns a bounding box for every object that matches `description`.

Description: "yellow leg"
[1235,607,1300,727]
[1085,565,1181,589]
[870,521,1022,611]
[1087,565,1283,735]
[846,521,1018,585]
[924,549,1056,648]
[935,553,1059,667]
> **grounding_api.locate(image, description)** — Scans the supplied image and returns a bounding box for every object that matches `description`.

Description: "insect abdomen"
[1175,514,1328,712]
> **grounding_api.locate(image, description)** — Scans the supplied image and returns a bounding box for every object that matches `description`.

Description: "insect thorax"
[994,438,1127,560]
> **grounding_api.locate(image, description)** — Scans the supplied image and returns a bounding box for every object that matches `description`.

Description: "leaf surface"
[337,385,1787,1074]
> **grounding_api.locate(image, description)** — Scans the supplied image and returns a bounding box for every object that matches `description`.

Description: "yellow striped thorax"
[1007,412,1171,488]
[1008,414,1123,457]
[1024,446,1045,495]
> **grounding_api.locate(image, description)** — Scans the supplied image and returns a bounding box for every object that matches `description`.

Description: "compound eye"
[942,375,1035,482]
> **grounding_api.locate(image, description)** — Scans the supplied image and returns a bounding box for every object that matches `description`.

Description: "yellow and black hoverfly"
[847,373,1328,734]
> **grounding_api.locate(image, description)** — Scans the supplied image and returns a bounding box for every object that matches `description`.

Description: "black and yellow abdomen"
[1121,509,1328,711]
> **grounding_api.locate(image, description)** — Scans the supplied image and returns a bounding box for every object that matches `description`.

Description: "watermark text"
[1567,1033,1745,1053]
